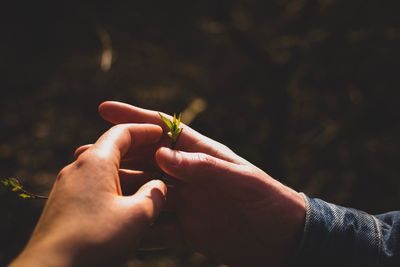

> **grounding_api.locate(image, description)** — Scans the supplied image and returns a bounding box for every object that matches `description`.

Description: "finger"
[120,143,160,169]
[155,147,246,184]
[74,144,92,158]
[127,180,168,224]
[82,123,163,170]
[98,101,200,148]
[155,147,276,202]
[120,169,178,211]
[98,101,244,164]
[76,142,163,170]
[78,146,159,170]
[76,144,159,170]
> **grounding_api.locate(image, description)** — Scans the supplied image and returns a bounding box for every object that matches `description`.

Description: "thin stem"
[1,178,49,200]
[19,188,48,199]
[160,129,182,186]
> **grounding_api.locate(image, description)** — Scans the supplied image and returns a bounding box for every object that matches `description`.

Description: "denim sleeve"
[293,193,400,267]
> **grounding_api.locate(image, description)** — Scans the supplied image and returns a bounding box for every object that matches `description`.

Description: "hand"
[96,101,307,266]
[99,101,306,267]
[11,124,167,267]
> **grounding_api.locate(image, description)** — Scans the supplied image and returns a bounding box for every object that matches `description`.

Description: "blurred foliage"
[0,0,399,265]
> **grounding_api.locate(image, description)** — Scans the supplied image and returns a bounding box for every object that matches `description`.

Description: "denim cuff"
[293,193,381,267]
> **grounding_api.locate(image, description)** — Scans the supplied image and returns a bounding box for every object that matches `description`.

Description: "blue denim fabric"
[293,194,400,267]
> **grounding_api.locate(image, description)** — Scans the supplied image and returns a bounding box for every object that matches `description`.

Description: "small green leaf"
[159,112,183,143]
[1,177,48,200]
[1,179,9,187]
[1,178,23,191]
[158,113,173,129]
[18,193,32,199]
[8,178,21,187]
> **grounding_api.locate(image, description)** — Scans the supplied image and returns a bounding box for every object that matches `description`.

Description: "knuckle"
[110,124,133,144]
[74,152,93,167]
[107,124,130,140]
[56,164,73,181]
[75,150,109,168]
[195,152,217,169]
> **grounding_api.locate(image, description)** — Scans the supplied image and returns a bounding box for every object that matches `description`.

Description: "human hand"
[97,101,306,267]
[11,124,167,267]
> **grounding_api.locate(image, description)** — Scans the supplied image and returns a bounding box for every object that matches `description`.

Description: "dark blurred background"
[0,0,399,266]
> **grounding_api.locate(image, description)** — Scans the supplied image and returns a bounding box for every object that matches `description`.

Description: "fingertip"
[98,101,110,112]
[135,179,168,217]
[155,147,181,169]
[98,101,119,121]
[147,179,168,197]
[136,179,167,198]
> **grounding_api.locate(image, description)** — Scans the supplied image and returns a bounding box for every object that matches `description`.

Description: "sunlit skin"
[75,101,307,267]
[11,124,167,267]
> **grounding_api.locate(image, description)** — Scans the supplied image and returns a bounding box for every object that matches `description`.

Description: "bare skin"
[11,124,167,267]
[90,101,307,267]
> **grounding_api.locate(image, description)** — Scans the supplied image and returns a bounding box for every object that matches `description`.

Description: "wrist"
[11,238,73,267]
[275,186,307,266]
[232,179,307,267]
[10,228,91,267]
[257,183,307,267]
[11,228,127,267]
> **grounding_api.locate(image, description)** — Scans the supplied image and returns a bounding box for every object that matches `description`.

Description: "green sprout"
[158,112,183,146]
[158,112,183,185]
[1,177,48,200]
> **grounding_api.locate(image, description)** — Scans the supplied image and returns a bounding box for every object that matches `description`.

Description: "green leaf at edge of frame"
[1,179,9,187]
[1,177,23,191]
[171,112,182,132]
[158,113,173,130]
[18,193,32,199]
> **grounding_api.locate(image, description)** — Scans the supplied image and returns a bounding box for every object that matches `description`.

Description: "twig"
[1,177,48,200]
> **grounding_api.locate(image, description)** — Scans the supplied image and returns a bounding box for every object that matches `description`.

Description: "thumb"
[155,147,244,183]
[128,180,167,224]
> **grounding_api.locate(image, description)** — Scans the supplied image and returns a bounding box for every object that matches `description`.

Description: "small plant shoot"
[158,112,183,146]
[158,112,183,185]
[1,177,48,199]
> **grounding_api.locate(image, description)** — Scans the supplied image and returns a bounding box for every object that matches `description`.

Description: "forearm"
[293,194,400,267]
[10,241,73,267]
[10,220,113,267]
[10,233,122,267]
